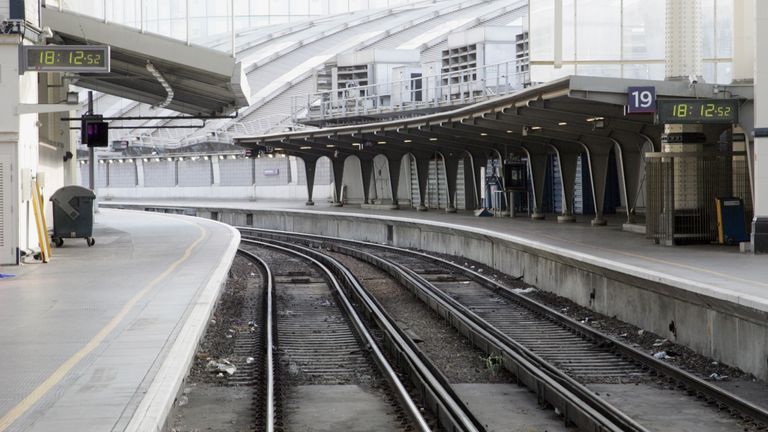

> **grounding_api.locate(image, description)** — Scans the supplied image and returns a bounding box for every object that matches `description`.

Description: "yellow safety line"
[0,215,208,431]
[538,232,768,289]
[30,183,48,263]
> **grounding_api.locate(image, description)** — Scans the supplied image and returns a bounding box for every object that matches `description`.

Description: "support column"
[665,0,702,80]
[752,0,768,252]
[385,152,403,209]
[359,156,374,204]
[303,157,318,206]
[614,139,644,223]
[524,145,549,220]
[552,145,579,223]
[444,155,460,213]
[584,144,612,226]
[414,155,431,211]
[330,157,345,207]
[211,156,221,186]
[469,151,487,209]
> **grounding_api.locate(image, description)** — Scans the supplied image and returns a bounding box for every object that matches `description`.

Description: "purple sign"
[627,86,656,114]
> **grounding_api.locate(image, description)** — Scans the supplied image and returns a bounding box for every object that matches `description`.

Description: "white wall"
[99,184,333,202]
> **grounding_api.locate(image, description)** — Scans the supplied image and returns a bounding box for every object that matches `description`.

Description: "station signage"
[21,45,111,73]
[626,86,656,114]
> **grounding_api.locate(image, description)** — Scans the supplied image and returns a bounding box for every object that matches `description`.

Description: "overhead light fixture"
[403,139,413,143]
[274,147,284,151]
[530,126,542,130]
[218,155,225,160]
[429,137,438,141]
[480,132,488,136]
[506,130,513,133]
[167,157,173,161]
[377,141,386,144]
[203,156,209,160]
[558,122,568,126]
[300,146,312,150]
[268,153,274,158]
[586,117,604,122]
[326,144,335,148]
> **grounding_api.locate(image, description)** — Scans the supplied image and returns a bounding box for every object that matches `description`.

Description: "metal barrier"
[645,151,752,245]
[292,59,531,122]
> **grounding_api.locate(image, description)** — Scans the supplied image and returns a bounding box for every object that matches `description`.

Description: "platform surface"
[106,199,768,313]
[0,209,239,432]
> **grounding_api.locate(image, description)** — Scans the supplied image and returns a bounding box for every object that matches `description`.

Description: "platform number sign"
[627,86,656,114]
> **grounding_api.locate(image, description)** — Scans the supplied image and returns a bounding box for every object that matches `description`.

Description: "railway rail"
[238,238,491,431]
[239,227,768,432]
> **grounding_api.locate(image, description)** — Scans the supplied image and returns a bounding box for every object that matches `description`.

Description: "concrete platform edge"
[123,216,241,432]
[103,203,768,380]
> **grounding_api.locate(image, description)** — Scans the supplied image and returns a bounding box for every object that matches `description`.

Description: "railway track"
[239,227,768,432]
[238,238,490,432]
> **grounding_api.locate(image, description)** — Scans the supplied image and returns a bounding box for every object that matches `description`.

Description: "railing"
[292,59,531,122]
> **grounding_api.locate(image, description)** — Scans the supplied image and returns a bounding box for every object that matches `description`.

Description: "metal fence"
[292,59,531,122]
[645,151,752,245]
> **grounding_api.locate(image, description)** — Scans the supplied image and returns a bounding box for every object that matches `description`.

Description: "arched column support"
[550,142,581,223]
[302,156,318,206]
[581,141,613,226]
[522,144,549,220]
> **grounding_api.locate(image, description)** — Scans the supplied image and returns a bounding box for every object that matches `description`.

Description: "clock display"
[22,45,111,73]
[657,99,739,124]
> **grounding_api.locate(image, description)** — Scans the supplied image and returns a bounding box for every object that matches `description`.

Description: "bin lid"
[50,185,96,202]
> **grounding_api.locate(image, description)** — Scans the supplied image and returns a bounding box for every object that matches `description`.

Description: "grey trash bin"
[50,186,96,247]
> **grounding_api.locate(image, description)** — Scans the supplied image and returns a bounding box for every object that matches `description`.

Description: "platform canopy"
[41,7,251,116]
[234,75,755,172]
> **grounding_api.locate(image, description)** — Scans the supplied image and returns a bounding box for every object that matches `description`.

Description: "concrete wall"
[104,203,768,381]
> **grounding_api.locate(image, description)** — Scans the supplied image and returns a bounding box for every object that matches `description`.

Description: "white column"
[752,0,768,252]
[732,0,755,82]
[211,156,221,185]
[665,0,702,80]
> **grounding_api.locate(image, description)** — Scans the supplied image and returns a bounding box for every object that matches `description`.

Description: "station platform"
[101,198,768,381]
[0,209,239,432]
[104,198,767,307]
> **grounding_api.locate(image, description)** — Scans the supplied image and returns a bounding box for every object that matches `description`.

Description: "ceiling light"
[586,117,604,122]
[403,139,412,143]
[530,126,542,130]
[326,144,335,148]
[506,130,513,133]
[480,132,488,136]
[300,146,312,150]
[558,122,568,126]
[429,137,438,141]
[377,141,386,144]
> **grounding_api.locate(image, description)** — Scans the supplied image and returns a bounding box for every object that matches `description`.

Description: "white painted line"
[124,217,240,432]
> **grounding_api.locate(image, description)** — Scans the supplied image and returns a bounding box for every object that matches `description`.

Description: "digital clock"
[21,45,111,73]
[657,99,739,124]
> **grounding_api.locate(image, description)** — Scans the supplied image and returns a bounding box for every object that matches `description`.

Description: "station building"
[0,0,766,264]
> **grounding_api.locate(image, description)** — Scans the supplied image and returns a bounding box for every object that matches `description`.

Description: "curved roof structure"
[68,0,527,148]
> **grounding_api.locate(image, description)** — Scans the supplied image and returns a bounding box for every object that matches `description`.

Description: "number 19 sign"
[627,86,656,114]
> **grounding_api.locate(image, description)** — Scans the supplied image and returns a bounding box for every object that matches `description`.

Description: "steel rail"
[244,237,486,432]
[242,230,637,432]
[240,239,433,432]
[239,227,768,430]
[235,249,275,432]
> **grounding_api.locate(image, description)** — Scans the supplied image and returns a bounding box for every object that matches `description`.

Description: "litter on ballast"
[207,359,237,375]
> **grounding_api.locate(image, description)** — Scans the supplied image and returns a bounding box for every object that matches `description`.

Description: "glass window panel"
[702,62,715,83]
[531,64,575,83]
[269,0,289,14]
[350,0,367,10]
[251,0,269,15]
[562,0,575,61]
[309,0,328,14]
[329,0,349,14]
[701,0,715,58]
[716,0,732,58]
[622,0,665,60]
[234,0,250,15]
[623,63,664,80]
[716,62,732,83]
[290,0,310,14]
[529,0,554,61]
[576,63,621,78]
[576,0,620,61]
